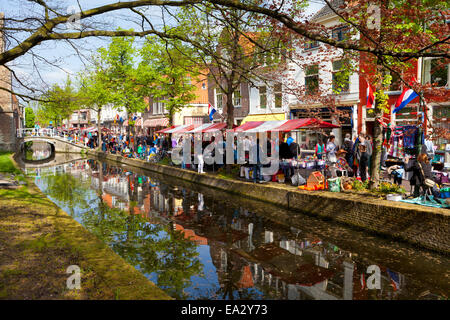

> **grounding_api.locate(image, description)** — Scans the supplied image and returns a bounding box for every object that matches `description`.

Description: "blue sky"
[0,0,324,93]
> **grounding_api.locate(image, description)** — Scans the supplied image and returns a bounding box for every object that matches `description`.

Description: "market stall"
[231,118,340,184]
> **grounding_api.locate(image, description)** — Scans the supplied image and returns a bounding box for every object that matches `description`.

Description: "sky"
[0,0,324,99]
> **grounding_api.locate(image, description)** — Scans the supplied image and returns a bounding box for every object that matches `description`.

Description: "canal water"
[21,156,449,300]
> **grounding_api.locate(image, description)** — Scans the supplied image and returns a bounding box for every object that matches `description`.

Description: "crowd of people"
[52,127,440,200]
[313,132,373,182]
[63,130,172,161]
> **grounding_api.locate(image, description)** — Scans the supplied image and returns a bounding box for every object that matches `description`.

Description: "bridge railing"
[17,128,59,138]
[17,128,89,147]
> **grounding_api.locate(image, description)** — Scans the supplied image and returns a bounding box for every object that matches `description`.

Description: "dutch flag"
[366,80,375,109]
[393,84,419,114]
[208,103,216,121]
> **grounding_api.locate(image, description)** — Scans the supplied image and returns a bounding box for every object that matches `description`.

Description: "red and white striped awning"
[233,118,340,133]
[156,126,176,133]
[186,123,227,133]
[144,118,169,127]
[83,126,97,132]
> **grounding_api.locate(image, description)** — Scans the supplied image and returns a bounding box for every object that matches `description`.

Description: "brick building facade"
[0,12,18,151]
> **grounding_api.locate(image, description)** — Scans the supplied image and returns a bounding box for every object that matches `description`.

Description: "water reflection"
[28,159,448,300]
[24,142,52,161]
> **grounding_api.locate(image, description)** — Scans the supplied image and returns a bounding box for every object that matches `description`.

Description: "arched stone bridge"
[18,135,88,154]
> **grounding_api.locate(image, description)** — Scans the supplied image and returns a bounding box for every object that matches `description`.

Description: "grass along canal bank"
[0,152,171,300]
[89,150,450,255]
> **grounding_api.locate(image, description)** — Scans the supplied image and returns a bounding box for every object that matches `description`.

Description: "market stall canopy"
[186,122,227,133]
[233,121,264,132]
[156,125,176,133]
[233,118,340,133]
[204,122,227,132]
[163,124,198,134]
[83,126,97,132]
[144,118,169,127]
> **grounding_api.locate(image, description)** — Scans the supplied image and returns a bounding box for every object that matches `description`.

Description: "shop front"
[143,117,169,136]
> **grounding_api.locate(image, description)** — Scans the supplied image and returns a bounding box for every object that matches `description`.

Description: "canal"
[20,154,449,300]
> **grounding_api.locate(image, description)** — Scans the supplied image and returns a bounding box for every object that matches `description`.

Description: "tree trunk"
[369,97,383,190]
[225,92,234,173]
[226,92,234,129]
[97,107,102,151]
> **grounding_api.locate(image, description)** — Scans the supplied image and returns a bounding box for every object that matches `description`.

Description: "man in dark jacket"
[343,133,353,167]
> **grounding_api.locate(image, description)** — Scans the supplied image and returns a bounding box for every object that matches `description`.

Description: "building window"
[422,58,449,88]
[215,89,223,109]
[305,65,319,95]
[153,101,157,114]
[233,89,241,108]
[383,70,401,92]
[202,82,206,89]
[433,105,450,146]
[304,40,319,50]
[81,112,87,121]
[274,83,282,108]
[332,27,349,42]
[332,60,350,93]
[259,86,267,109]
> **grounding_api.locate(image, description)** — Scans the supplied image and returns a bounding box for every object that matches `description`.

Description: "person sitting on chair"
[335,149,354,177]
[406,153,439,199]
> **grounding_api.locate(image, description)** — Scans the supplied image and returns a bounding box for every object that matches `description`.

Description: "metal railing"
[17,128,58,138]
[16,128,83,146]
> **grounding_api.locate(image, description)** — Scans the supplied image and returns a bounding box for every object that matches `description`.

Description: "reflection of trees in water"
[40,167,204,300]
[80,203,203,300]
[39,172,92,217]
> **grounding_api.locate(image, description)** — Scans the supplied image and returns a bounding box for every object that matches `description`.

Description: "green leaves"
[138,36,200,125]
[24,107,35,128]
[37,76,79,126]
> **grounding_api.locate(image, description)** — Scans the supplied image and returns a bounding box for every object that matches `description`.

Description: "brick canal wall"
[88,150,450,254]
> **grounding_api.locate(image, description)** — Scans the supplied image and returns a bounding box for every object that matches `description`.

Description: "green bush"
[376,181,405,195]
[352,179,369,191]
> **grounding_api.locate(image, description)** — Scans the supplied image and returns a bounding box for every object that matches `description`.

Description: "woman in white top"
[326,135,337,163]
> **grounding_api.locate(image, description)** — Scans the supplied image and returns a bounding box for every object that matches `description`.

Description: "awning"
[187,122,227,133]
[241,113,285,124]
[233,118,340,133]
[156,125,176,133]
[204,122,227,132]
[163,124,198,134]
[245,120,287,133]
[135,117,143,127]
[144,118,169,127]
[186,123,213,133]
[233,121,264,132]
[83,126,97,132]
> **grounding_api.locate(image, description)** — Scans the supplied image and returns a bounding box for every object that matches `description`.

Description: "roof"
[311,0,345,21]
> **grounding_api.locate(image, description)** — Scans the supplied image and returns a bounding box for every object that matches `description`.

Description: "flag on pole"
[208,103,217,121]
[393,80,419,114]
[366,80,375,109]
